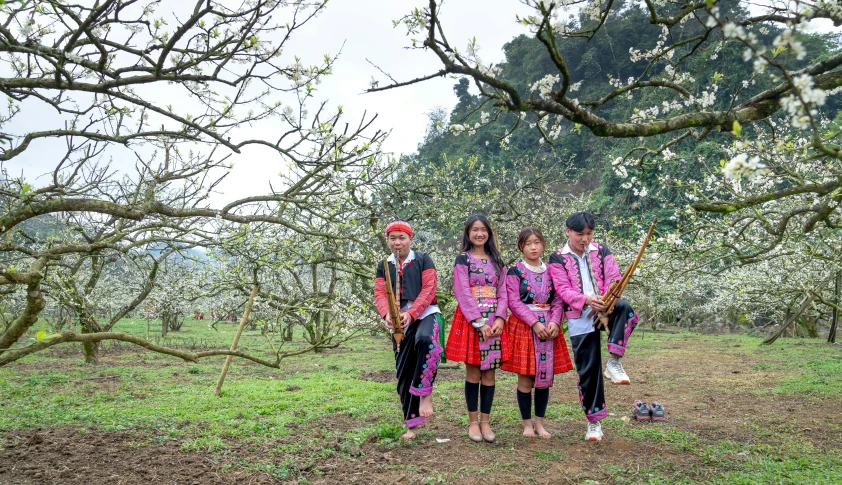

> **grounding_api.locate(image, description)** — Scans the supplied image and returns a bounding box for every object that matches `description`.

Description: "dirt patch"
[359,370,396,383]
[286,415,708,485]
[609,351,842,452]
[0,422,703,485]
[0,428,279,485]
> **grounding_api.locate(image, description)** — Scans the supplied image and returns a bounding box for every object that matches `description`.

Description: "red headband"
[385,220,413,237]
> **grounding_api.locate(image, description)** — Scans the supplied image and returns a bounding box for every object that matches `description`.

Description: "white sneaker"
[604,357,630,385]
[585,421,603,441]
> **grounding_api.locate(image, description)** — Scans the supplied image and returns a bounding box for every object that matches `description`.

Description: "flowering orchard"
[371,0,841,336]
[0,0,393,367]
[1,1,840,370]
[372,0,840,234]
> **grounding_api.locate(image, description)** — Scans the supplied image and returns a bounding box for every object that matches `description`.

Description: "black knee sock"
[516,390,532,420]
[479,384,495,414]
[534,387,550,418]
[465,381,479,413]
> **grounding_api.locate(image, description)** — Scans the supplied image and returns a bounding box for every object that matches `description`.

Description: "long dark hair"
[461,214,504,274]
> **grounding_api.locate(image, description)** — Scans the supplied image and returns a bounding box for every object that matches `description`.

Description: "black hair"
[461,214,504,274]
[565,211,596,232]
[517,226,546,253]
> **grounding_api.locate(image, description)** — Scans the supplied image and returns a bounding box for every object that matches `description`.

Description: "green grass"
[3,320,842,483]
[699,437,842,484]
[611,420,700,451]
[773,355,842,396]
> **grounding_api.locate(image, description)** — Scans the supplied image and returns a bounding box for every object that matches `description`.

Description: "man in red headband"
[374,220,443,440]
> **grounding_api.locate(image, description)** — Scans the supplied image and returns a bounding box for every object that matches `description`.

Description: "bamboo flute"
[592,218,657,329]
[383,257,404,351]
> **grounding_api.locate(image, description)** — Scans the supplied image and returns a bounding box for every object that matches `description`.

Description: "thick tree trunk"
[83,340,100,364]
[306,312,325,353]
[764,293,815,345]
[802,315,819,338]
[783,308,792,338]
[0,281,46,351]
[79,314,102,364]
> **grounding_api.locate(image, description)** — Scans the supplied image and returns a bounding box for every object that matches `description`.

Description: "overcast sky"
[215,0,533,201]
[292,0,529,153]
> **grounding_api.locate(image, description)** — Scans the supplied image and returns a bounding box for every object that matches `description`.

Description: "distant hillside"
[410,0,842,237]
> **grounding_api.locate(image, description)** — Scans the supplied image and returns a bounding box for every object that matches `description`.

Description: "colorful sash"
[471,286,497,298]
[532,309,555,388]
[473,285,501,370]
[519,264,555,387]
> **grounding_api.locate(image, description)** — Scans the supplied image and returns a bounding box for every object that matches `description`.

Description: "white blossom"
[530,74,560,99]
[19,17,34,37]
[742,48,753,62]
[450,123,467,136]
[723,153,770,180]
[722,23,746,40]
[665,233,683,247]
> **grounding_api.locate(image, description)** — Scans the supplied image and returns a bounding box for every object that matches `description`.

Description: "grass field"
[2,318,842,484]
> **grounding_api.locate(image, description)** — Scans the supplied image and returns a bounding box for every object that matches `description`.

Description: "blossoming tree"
[370,0,841,246]
[0,0,391,366]
[371,0,841,337]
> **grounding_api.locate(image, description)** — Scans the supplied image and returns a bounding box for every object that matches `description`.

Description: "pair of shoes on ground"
[585,401,666,443]
[604,357,630,385]
[633,400,666,422]
[467,420,495,443]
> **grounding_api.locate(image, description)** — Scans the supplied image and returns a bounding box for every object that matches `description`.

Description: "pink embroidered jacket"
[547,242,622,319]
[453,253,508,323]
[505,263,563,327]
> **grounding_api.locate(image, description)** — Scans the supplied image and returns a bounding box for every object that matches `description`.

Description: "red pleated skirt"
[501,315,573,375]
[445,305,486,366]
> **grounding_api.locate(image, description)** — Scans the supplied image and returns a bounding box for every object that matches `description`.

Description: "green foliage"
[372,421,405,442]
[412,1,842,238]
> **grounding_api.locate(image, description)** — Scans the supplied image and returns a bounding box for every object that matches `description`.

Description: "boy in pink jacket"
[548,212,639,442]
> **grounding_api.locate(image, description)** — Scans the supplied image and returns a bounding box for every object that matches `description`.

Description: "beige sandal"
[479,419,496,443]
[467,421,482,443]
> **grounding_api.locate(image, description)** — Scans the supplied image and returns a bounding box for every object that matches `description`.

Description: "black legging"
[394,313,442,426]
[569,298,638,422]
[517,387,550,420]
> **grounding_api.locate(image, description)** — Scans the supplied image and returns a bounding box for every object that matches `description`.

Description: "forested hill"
[410,0,842,235]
